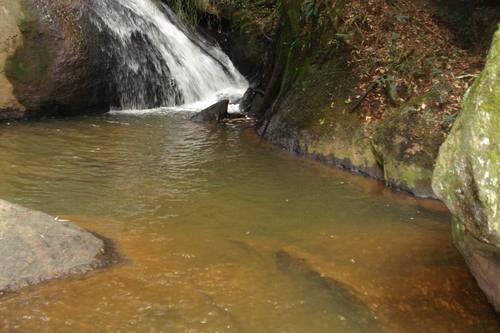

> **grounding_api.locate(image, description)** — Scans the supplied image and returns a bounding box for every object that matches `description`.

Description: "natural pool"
[0,112,498,332]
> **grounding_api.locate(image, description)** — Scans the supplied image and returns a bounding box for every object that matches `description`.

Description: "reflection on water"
[0,113,498,332]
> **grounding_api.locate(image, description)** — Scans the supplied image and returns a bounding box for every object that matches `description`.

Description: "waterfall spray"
[87,0,248,110]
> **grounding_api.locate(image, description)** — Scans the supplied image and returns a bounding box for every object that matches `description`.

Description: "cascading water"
[87,0,248,111]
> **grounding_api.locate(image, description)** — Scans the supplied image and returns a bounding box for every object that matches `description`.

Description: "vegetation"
[175,0,498,197]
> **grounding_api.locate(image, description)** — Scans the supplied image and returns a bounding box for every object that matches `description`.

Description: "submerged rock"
[433,27,500,312]
[191,100,230,123]
[275,246,382,332]
[0,200,109,294]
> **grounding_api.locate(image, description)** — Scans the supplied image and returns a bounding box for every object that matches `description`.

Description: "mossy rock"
[433,26,500,312]
[257,0,448,195]
[372,89,453,198]
[258,4,384,178]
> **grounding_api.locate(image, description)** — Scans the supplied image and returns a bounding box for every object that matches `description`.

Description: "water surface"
[0,112,498,332]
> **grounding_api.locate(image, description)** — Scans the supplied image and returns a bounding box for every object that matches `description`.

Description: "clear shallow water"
[0,113,498,332]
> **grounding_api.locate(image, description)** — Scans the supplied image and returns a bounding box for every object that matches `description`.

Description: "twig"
[349,81,378,112]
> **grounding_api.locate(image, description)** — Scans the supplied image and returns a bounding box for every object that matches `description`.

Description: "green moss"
[433,26,499,244]
[255,0,485,198]
[373,89,451,170]
[5,6,51,87]
[257,1,387,178]
[382,159,434,197]
[366,84,459,197]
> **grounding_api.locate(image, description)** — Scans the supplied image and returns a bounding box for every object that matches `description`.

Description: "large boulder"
[0,200,109,293]
[433,27,500,312]
[0,0,112,120]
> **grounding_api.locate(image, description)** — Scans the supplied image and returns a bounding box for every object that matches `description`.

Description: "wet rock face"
[247,0,447,198]
[191,100,229,123]
[0,0,25,118]
[0,0,113,120]
[0,200,107,294]
[433,27,500,312]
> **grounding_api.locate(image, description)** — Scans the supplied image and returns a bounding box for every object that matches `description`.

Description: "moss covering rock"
[204,0,495,198]
[371,89,455,198]
[433,26,500,312]
[244,0,445,197]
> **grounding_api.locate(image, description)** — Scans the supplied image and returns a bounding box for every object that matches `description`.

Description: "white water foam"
[89,0,248,112]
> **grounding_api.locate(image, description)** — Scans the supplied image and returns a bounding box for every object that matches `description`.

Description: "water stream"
[0,114,498,332]
[87,0,248,110]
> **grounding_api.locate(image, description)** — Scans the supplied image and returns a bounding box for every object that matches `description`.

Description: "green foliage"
[300,0,338,33]
[168,0,203,25]
[164,0,222,27]
[301,0,321,26]
[166,0,276,28]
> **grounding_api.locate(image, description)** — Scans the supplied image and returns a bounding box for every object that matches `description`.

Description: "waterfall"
[87,0,248,111]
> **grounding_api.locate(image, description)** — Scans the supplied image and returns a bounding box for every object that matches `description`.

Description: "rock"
[191,100,229,123]
[0,0,112,120]
[275,246,382,332]
[433,27,500,312]
[253,0,447,198]
[260,106,385,182]
[0,0,26,118]
[371,89,453,199]
[226,113,246,120]
[239,88,255,113]
[240,87,265,116]
[0,200,109,293]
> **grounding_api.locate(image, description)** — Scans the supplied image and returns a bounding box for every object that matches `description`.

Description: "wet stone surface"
[0,200,106,294]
